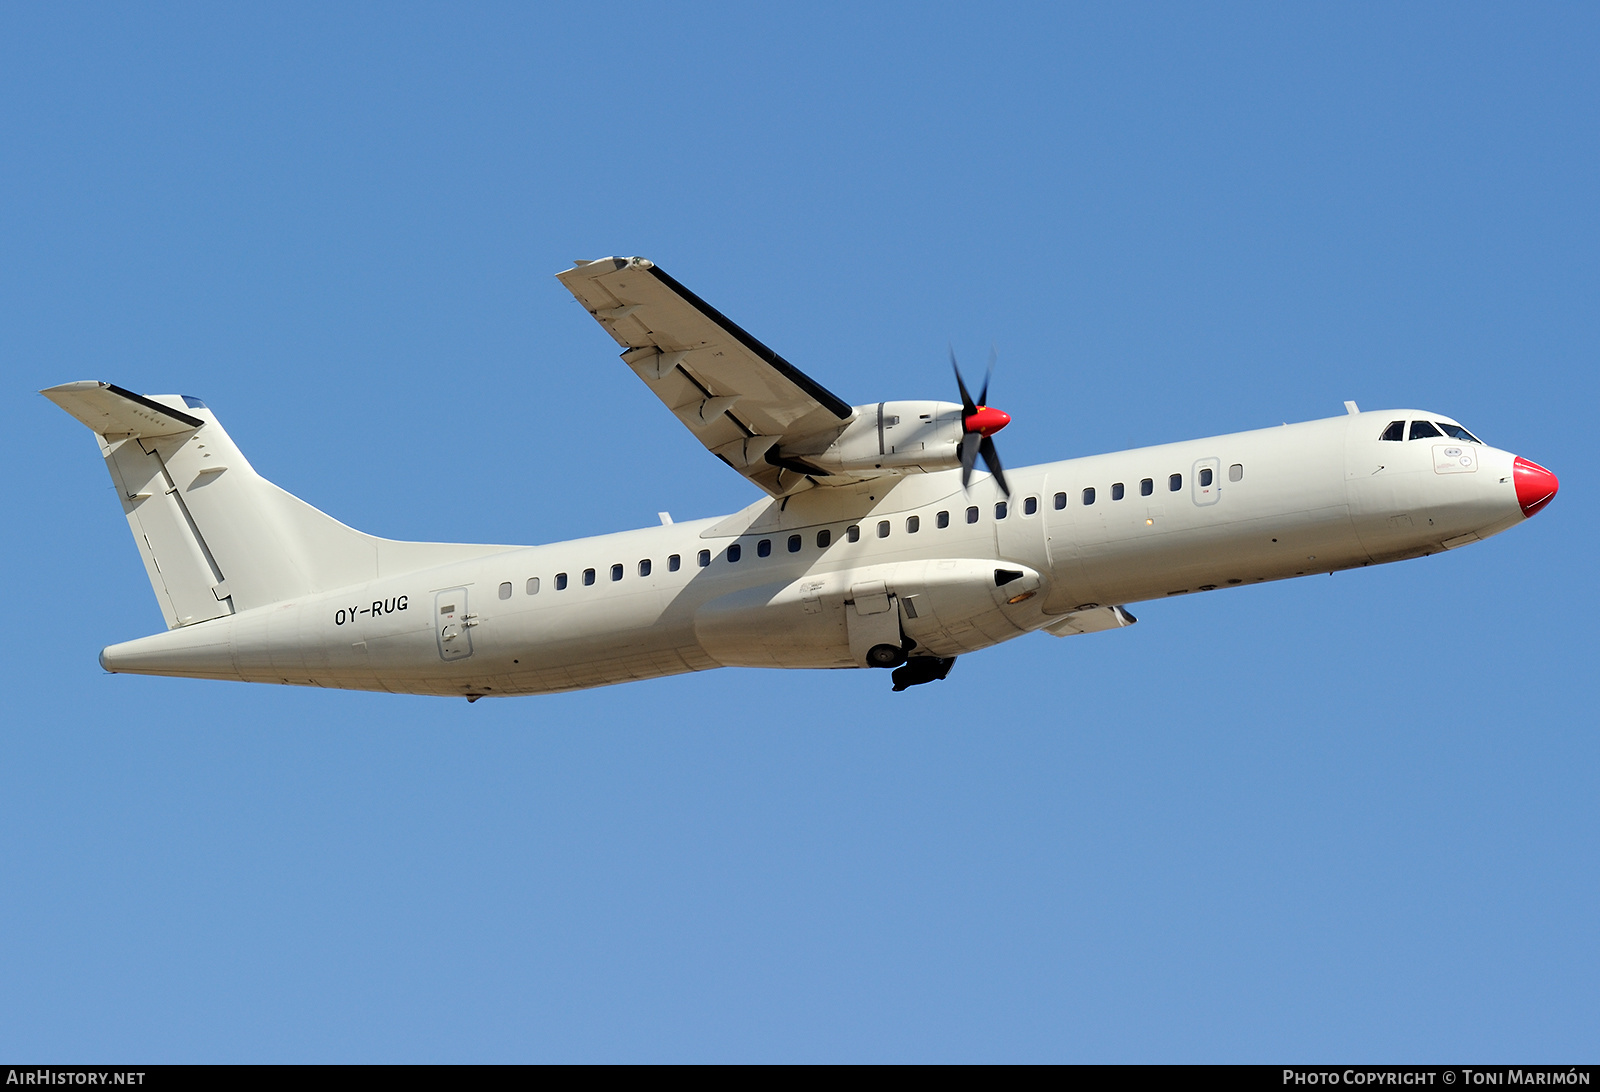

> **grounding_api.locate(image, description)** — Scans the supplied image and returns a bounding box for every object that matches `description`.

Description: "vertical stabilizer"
[44,382,512,629]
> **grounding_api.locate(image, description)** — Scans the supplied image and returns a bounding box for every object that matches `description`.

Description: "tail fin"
[45,381,509,629]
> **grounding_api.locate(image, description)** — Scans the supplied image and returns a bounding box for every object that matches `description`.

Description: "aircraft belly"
[394,586,707,697]
[693,559,1046,669]
[526,647,713,694]
[695,579,854,669]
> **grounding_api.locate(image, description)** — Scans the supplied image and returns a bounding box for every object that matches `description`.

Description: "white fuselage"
[98,409,1529,697]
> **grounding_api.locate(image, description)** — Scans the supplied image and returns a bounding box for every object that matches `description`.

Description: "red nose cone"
[1513,456,1559,518]
[965,406,1011,436]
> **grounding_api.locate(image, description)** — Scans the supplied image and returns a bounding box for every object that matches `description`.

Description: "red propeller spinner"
[965,405,1011,436]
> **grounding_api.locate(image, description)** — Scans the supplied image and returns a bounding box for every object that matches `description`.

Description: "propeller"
[951,348,1012,496]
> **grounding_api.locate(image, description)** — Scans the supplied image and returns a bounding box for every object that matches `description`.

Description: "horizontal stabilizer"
[41,381,203,439]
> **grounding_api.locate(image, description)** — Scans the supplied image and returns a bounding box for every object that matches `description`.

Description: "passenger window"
[638,559,651,577]
[1380,420,1405,441]
[1141,478,1153,496]
[555,572,568,590]
[1082,487,1095,506]
[1229,463,1243,482]
[697,550,710,567]
[1409,420,1442,440]
[1199,468,1213,487]
[936,511,950,529]
[788,534,801,553]
[877,520,890,538]
[611,564,623,581]
[1169,473,1182,491]
[583,568,596,586]
[817,529,831,548]
[499,582,512,600]
[847,525,860,543]
[526,577,540,595]
[727,544,742,563]
[757,539,772,557]
[995,501,1008,520]
[1054,492,1067,510]
[668,554,681,572]
[1024,496,1038,516]
[1111,482,1124,501]
[967,506,979,524]
[906,515,920,533]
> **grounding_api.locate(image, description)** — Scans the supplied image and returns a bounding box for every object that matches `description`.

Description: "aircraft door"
[435,587,475,662]
[1192,458,1221,506]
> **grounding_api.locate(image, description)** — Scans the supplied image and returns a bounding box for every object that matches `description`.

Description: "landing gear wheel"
[866,643,907,669]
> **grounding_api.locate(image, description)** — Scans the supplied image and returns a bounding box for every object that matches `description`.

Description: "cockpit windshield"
[1436,422,1483,444]
[1379,419,1485,443]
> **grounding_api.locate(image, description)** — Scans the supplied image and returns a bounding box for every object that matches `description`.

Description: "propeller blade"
[950,349,977,416]
[980,435,1010,496]
[953,346,1010,494]
[960,431,982,488]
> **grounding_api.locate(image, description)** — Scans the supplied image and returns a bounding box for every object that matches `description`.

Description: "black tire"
[866,643,907,669]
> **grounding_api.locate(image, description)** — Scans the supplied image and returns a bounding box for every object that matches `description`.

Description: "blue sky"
[3,2,1595,1062]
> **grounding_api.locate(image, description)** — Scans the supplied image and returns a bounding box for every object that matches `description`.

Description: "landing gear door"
[1192,458,1222,506]
[846,579,903,668]
[436,587,474,662]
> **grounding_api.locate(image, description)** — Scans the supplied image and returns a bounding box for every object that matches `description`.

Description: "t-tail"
[43,381,507,631]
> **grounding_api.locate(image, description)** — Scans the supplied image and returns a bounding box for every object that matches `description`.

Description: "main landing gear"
[867,634,956,691]
[890,655,956,692]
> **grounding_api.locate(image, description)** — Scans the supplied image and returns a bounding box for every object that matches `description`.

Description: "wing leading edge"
[557,257,858,497]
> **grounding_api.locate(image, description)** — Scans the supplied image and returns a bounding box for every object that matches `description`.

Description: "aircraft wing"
[557,257,857,497]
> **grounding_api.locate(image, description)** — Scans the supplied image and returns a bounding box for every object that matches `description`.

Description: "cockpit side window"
[1437,423,1482,444]
[1380,421,1405,441]
[1409,420,1443,440]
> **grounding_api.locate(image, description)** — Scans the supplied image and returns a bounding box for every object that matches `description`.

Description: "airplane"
[43,256,1560,698]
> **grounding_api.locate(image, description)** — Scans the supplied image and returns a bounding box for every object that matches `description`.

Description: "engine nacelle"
[779,400,965,475]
